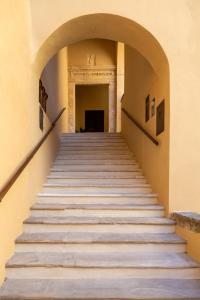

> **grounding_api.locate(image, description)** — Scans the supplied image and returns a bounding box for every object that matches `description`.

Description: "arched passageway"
[35,13,170,212]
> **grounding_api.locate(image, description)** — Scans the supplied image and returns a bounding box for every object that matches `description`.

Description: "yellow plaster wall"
[122,46,169,211]
[116,42,124,132]
[176,227,200,263]
[68,39,116,67]
[75,84,109,132]
[0,1,63,283]
[41,47,68,132]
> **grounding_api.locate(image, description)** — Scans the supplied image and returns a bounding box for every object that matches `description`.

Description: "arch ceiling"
[34,13,169,76]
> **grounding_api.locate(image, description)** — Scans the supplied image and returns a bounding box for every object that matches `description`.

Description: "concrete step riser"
[7,267,200,279]
[15,243,186,254]
[23,224,175,234]
[30,209,164,218]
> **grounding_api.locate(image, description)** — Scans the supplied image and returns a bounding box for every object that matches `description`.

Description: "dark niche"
[39,80,48,113]
[39,106,43,131]
[145,95,150,122]
[156,100,165,136]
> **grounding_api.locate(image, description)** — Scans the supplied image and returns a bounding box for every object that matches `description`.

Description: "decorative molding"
[171,212,200,233]
[67,65,116,133]
[68,65,116,83]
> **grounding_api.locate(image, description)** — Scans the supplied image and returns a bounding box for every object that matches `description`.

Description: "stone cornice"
[68,65,116,83]
[68,65,116,71]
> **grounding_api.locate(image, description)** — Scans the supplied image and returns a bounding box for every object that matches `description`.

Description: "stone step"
[48,171,143,178]
[57,146,130,155]
[1,278,200,299]
[15,231,186,253]
[32,203,163,211]
[57,150,132,155]
[44,182,150,188]
[23,216,175,233]
[7,266,200,280]
[60,144,129,148]
[15,241,186,254]
[7,252,199,269]
[56,155,134,160]
[61,133,123,137]
[30,206,164,218]
[16,232,185,250]
[46,178,146,184]
[37,194,158,205]
[53,159,138,165]
[60,142,127,146]
[42,186,152,194]
[50,165,141,172]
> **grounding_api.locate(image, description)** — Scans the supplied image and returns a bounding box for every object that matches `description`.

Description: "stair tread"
[43,183,150,188]
[38,192,157,197]
[16,232,184,244]
[6,252,199,268]
[31,203,163,210]
[1,132,197,300]
[2,278,200,299]
[24,216,174,225]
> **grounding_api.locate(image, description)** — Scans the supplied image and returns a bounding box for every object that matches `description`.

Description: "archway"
[34,13,170,211]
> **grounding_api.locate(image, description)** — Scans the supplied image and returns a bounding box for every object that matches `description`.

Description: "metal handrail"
[122,107,159,146]
[0,107,66,202]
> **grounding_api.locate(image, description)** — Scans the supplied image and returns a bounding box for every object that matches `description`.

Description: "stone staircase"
[1,132,200,299]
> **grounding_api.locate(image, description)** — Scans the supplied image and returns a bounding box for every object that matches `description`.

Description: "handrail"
[122,107,159,146]
[0,107,66,202]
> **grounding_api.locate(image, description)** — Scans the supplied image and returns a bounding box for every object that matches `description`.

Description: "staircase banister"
[121,107,159,146]
[0,107,66,202]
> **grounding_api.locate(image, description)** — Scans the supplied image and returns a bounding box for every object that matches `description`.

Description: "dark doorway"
[85,110,104,132]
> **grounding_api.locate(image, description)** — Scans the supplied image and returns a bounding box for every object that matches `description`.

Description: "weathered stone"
[171,212,200,233]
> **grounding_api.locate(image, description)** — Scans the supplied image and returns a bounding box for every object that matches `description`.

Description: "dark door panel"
[85,110,104,132]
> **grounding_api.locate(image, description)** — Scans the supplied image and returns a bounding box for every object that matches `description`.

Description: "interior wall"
[68,39,116,66]
[116,42,124,132]
[122,46,169,211]
[75,84,109,132]
[0,1,64,283]
[41,47,68,132]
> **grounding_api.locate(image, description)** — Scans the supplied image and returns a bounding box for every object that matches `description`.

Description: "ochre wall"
[0,1,64,283]
[116,42,124,132]
[122,46,169,211]
[68,39,116,67]
[176,227,200,263]
[41,47,68,132]
[75,84,109,132]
